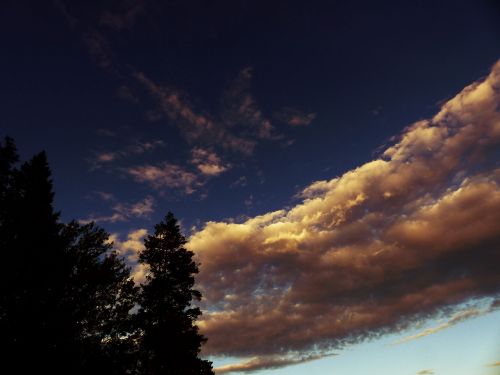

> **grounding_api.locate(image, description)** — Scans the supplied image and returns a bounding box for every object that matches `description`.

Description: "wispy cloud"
[125,147,232,194]
[230,176,247,188]
[214,352,335,374]
[82,29,115,71]
[127,163,201,194]
[99,0,145,31]
[88,140,164,169]
[274,107,316,126]
[116,85,139,103]
[134,70,257,155]
[55,3,312,184]
[95,191,115,201]
[95,152,118,163]
[81,196,155,224]
[222,67,282,141]
[95,128,116,137]
[487,361,500,367]
[394,304,495,345]
[417,370,435,375]
[187,61,500,366]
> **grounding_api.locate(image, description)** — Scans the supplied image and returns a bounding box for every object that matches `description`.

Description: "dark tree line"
[0,137,213,375]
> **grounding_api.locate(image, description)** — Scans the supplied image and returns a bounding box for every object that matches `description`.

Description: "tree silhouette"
[0,142,64,372]
[136,212,213,375]
[58,221,138,374]
[0,137,137,374]
[1,137,213,374]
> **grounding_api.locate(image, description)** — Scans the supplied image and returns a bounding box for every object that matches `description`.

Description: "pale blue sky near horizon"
[211,308,500,375]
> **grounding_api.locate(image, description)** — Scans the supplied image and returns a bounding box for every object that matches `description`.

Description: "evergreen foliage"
[136,213,213,375]
[0,137,213,374]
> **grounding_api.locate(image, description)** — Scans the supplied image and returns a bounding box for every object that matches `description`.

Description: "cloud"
[95,128,116,137]
[116,85,139,103]
[99,0,145,31]
[88,140,164,169]
[82,29,115,70]
[126,148,231,193]
[135,67,294,157]
[56,5,305,169]
[417,370,435,375]
[96,152,118,163]
[52,0,77,29]
[244,194,253,208]
[187,60,500,365]
[126,157,229,193]
[95,191,115,201]
[230,176,247,188]
[191,148,231,176]
[394,303,495,345]
[127,163,201,194]
[126,140,165,154]
[487,361,500,367]
[56,2,307,163]
[82,196,155,224]
[134,71,256,155]
[110,229,148,283]
[214,352,335,374]
[222,67,282,141]
[114,196,154,219]
[275,107,316,126]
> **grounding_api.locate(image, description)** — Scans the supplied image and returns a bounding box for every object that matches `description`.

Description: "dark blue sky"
[3,1,500,373]
[2,0,500,231]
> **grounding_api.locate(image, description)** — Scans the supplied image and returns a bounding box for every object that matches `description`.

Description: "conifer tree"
[1,138,214,374]
[59,221,138,374]
[1,146,64,372]
[0,136,20,349]
[137,212,213,375]
[0,137,137,374]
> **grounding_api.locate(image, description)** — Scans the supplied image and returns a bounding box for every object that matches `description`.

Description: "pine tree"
[137,212,213,375]
[0,136,20,346]
[0,147,64,372]
[59,221,138,374]
[0,138,138,374]
[1,138,214,373]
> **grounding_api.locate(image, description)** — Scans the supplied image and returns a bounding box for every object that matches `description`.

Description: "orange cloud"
[191,148,231,176]
[186,61,500,365]
[109,228,149,284]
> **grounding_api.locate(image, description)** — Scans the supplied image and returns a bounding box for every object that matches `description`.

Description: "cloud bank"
[187,61,500,368]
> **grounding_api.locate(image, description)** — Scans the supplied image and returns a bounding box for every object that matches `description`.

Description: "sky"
[1,0,500,374]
